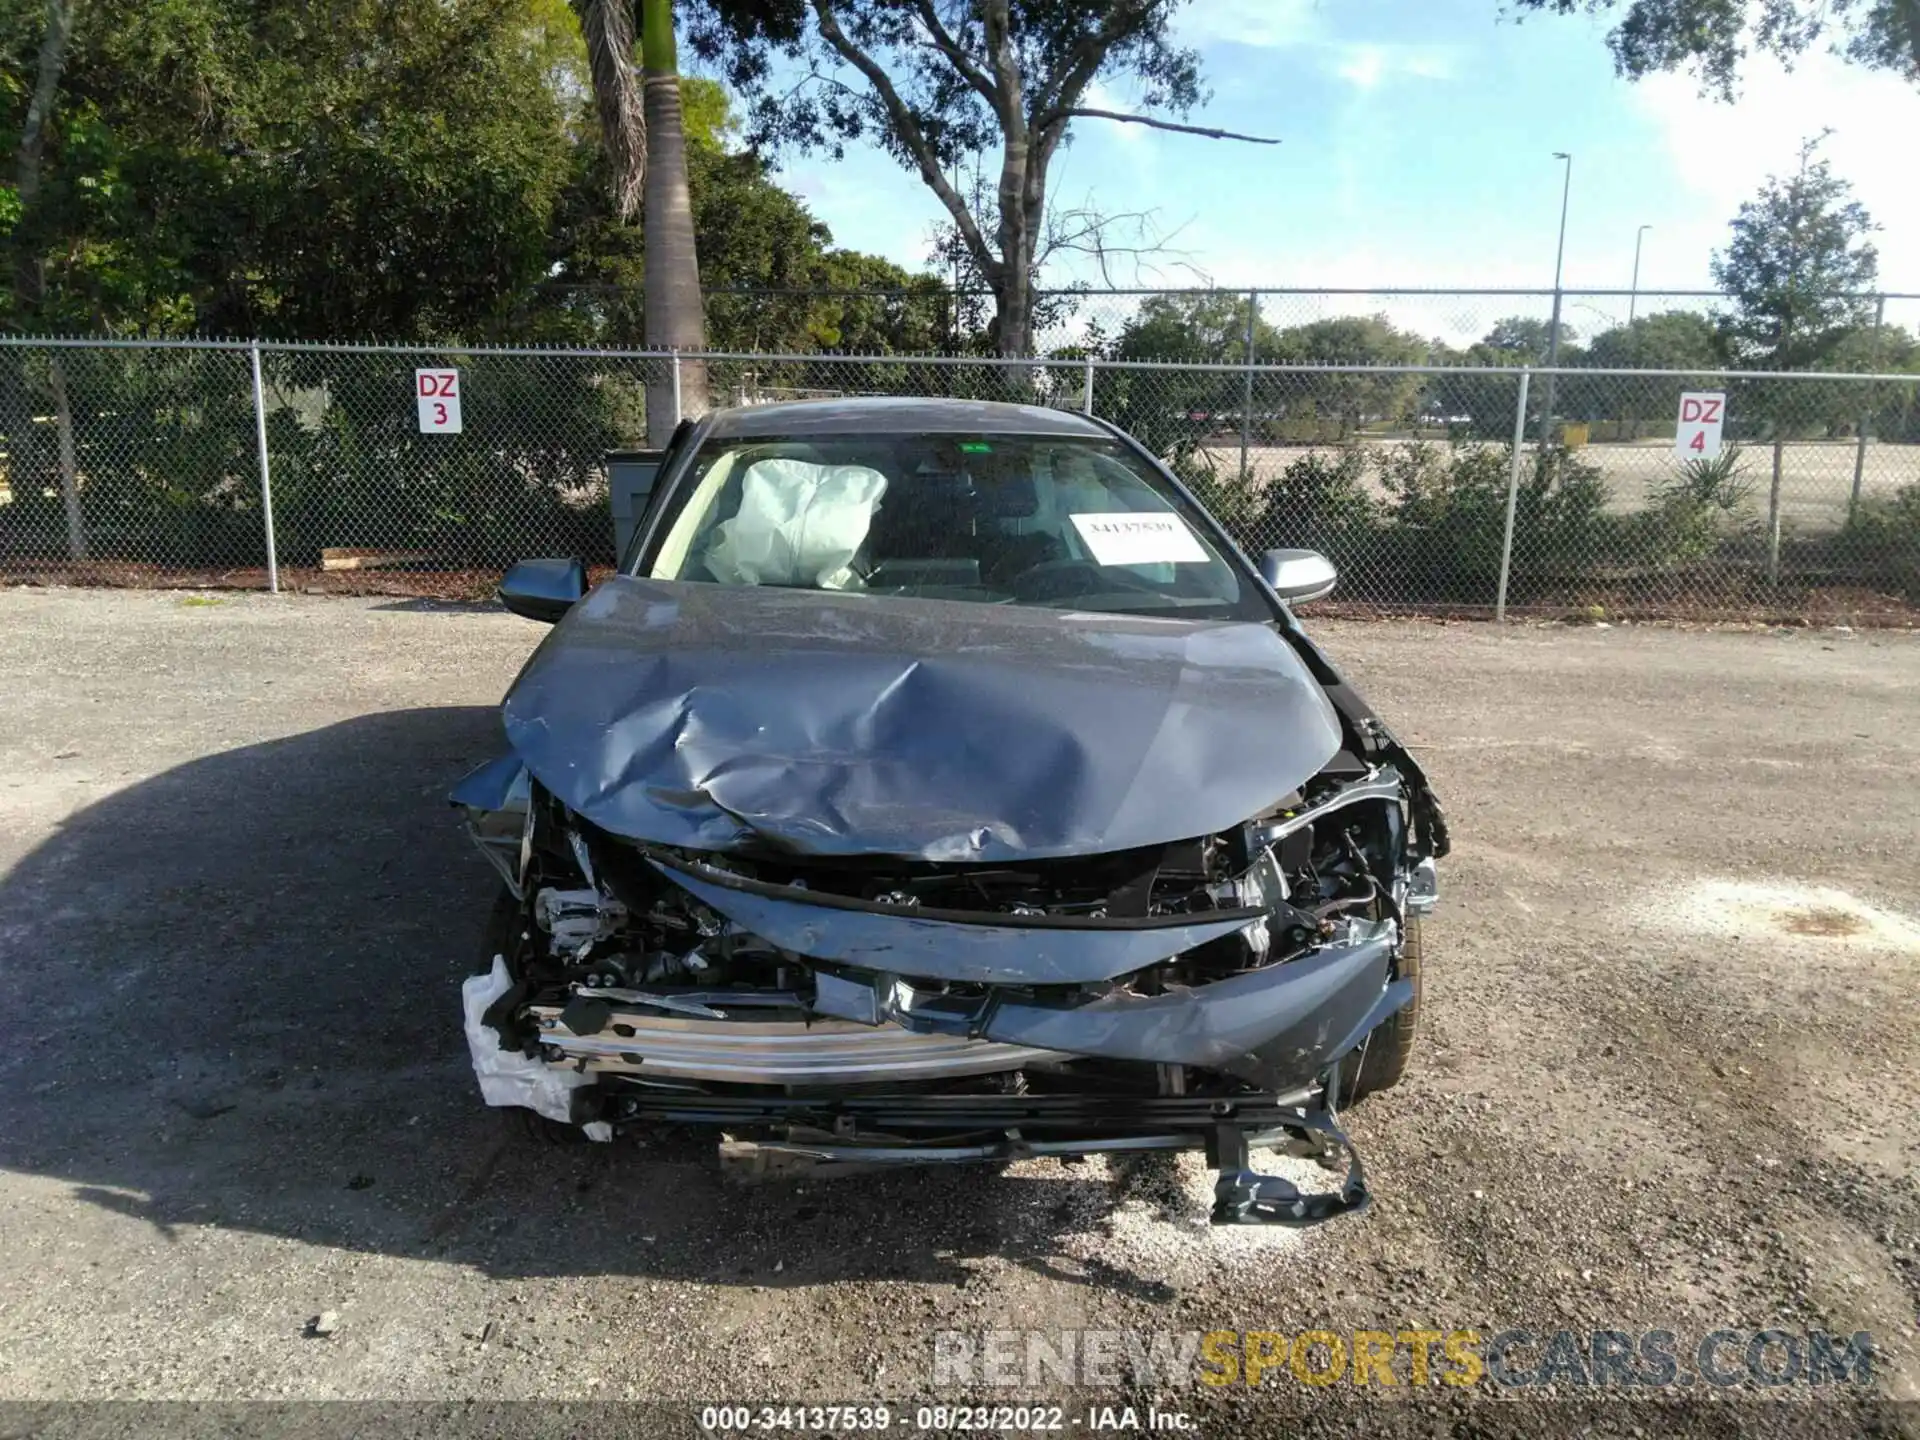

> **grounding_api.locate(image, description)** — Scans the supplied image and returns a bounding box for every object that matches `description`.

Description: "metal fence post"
[671,355,684,424]
[1081,356,1095,415]
[1850,294,1886,519]
[1495,369,1533,623]
[1239,289,1258,479]
[248,343,279,594]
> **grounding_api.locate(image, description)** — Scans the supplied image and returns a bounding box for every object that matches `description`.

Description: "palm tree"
[578,0,706,438]
[579,0,645,223]
[639,0,706,436]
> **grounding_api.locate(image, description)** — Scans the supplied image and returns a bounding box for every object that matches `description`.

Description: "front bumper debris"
[578,1087,1368,1227]
[1208,1110,1369,1227]
[451,746,1435,1231]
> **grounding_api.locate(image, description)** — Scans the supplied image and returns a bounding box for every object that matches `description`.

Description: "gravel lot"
[2,588,1918,1436]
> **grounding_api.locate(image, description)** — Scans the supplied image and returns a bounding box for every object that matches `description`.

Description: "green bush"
[1639,446,1755,564]
[1254,450,1380,581]
[1840,482,1920,599]
[1378,441,1614,602]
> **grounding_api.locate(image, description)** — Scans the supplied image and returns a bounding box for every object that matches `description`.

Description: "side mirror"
[1259,548,1338,604]
[499,558,587,623]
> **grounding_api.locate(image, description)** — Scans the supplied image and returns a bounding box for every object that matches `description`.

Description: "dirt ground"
[2,589,1919,1437]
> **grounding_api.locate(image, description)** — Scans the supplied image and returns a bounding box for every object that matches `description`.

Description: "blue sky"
[755,0,1920,330]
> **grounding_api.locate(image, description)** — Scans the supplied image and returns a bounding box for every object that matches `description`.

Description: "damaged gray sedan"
[453,397,1447,1226]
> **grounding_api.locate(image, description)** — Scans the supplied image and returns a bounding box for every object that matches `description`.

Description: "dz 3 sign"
[416,369,463,434]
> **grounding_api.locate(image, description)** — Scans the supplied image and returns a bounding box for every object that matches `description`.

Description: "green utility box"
[608,449,667,561]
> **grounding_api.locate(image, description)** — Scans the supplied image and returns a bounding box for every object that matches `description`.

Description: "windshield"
[638,430,1266,620]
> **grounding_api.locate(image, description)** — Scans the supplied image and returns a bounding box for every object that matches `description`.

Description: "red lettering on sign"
[1688,430,1706,453]
[1681,398,1704,422]
[417,372,458,397]
[1701,398,1722,423]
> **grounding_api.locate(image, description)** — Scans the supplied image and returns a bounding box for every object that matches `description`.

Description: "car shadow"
[0,708,1186,1300]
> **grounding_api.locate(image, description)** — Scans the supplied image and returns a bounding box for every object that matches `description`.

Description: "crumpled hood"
[502,576,1341,862]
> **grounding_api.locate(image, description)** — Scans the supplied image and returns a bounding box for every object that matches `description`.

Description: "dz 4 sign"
[416,369,463,434]
[1674,391,1724,460]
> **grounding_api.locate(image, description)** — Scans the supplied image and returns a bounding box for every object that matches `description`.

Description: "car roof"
[701,395,1110,440]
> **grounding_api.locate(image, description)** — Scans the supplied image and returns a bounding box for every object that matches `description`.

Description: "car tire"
[1338,916,1422,1106]
[480,883,525,974]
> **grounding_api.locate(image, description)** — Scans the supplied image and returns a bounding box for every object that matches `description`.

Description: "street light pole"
[1537,151,1573,452]
[1629,224,1651,325]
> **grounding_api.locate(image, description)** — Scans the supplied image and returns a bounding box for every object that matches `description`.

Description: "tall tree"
[8,0,74,313]
[3,0,581,337]
[574,0,708,432]
[540,76,948,353]
[1711,134,1879,580]
[641,0,707,434]
[1712,134,1879,372]
[1269,315,1431,438]
[580,0,648,220]
[1513,0,1920,94]
[688,0,1276,358]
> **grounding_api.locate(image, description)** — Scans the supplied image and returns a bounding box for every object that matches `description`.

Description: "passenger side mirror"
[499,558,587,623]
[1259,548,1338,604]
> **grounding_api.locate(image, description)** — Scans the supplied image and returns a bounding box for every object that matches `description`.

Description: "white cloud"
[1329,42,1461,91]
[1173,0,1319,51]
[1081,78,1152,148]
[1631,52,1920,288]
[1336,45,1384,90]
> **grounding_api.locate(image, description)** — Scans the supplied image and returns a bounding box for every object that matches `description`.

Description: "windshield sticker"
[1069,512,1209,567]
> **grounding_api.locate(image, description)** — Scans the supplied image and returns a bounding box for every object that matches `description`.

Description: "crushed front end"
[452,752,1445,1228]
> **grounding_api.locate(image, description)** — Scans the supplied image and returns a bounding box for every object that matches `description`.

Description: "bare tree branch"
[1037,202,1207,290]
[1057,108,1280,143]
[909,0,999,107]
[810,0,1002,283]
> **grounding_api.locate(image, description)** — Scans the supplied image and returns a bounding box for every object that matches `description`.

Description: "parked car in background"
[454,397,1446,1227]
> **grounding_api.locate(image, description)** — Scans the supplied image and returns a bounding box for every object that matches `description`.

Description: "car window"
[639,431,1267,620]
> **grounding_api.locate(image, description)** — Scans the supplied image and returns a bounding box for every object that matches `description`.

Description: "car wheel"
[480,883,525,974]
[1337,917,1422,1106]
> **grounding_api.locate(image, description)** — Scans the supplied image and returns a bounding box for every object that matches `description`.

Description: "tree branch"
[1057,108,1280,143]
[809,0,1001,282]
[980,0,1025,138]
[1033,0,1157,119]
[909,0,998,108]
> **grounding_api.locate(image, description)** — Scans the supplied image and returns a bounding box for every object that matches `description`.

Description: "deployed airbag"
[705,458,888,591]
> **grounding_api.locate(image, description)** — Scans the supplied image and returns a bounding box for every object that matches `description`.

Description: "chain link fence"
[3,338,1916,621]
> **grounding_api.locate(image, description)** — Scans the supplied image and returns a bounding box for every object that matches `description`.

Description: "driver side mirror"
[499,558,586,623]
[1259,548,1338,604]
